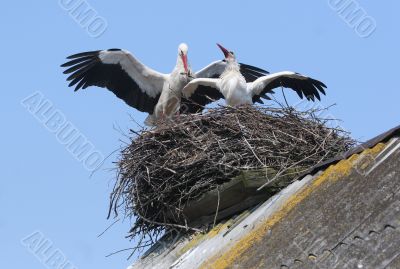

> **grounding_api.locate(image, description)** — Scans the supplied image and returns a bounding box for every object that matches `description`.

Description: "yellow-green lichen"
[200,142,387,269]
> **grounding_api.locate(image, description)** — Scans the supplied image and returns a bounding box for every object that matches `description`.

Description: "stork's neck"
[168,54,192,91]
[175,55,183,69]
[227,60,240,72]
[174,54,187,73]
[222,60,240,75]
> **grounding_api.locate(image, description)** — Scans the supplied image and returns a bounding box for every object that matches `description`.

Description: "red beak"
[217,43,230,58]
[181,53,188,73]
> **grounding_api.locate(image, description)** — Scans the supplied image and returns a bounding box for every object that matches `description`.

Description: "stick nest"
[109,105,356,252]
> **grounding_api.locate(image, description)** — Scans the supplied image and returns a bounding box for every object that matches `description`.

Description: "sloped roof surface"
[129,126,400,269]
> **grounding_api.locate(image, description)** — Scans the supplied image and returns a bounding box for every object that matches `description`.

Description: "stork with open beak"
[182,44,327,107]
[61,43,269,125]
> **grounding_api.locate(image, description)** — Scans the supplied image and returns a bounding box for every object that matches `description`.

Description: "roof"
[128,125,400,269]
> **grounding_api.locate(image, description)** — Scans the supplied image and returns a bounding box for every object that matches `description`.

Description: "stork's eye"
[230,51,235,55]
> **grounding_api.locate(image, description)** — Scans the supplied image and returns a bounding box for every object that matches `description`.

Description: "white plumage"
[183,44,327,107]
[61,43,269,125]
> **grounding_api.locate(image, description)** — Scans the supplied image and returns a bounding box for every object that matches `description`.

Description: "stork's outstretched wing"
[181,78,223,113]
[249,71,327,102]
[61,49,168,113]
[182,61,269,113]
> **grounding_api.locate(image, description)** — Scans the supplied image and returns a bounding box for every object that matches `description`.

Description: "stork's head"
[178,43,189,74]
[217,43,236,62]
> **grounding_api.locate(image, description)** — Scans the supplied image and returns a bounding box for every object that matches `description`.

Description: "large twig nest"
[109,105,355,252]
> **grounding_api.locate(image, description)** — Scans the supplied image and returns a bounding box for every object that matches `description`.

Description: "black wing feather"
[61,50,160,114]
[66,51,100,59]
[239,62,269,83]
[255,74,326,102]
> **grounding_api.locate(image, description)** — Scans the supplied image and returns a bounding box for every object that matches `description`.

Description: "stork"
[182,44,327,108]
[61,43,268,125]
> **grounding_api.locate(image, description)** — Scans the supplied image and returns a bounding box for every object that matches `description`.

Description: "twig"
[213,186,220,229]
[98,218,120,238]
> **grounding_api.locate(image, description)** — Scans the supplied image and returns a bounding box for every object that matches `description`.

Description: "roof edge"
[297,124,400,179]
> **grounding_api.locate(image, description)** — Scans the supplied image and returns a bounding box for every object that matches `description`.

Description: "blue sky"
[1,1,399,269]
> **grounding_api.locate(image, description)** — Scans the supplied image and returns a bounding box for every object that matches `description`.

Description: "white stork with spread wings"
[182,44,327,107]
[61,43,268,125]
